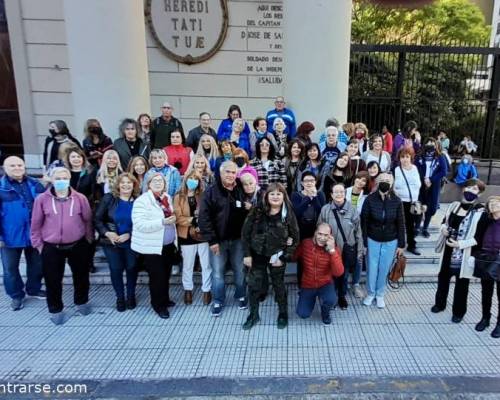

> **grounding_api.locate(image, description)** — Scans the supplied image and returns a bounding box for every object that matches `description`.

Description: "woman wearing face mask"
[366,161,381,193]
[82,119,113,168]
[233,148,258,184]
[43,120,82,172]
[353,123,369,154]
[250,137,287,191]
[415,137,448,238]
[321,152,353,196]
[474,196,500,337]
[127,156,149,190]
[432,179,488,323]
[273,117,288,160]
[114,118,150,171]
[94,173,139,312]
[96,150,123,198]
[185,153,215,189]
[142,149,182,197]
[196,134,220,172]
[174,171,212,306]
[163,129,194,176]
[361,173,406,309]
[242,183,299,330]
[132,173,178,319]
[346,139,367,176]
[31,167,93,325]
[362,134,392,172]
[284,139,305,195]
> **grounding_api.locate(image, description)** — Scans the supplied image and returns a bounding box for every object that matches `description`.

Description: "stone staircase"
[1,206,454,286]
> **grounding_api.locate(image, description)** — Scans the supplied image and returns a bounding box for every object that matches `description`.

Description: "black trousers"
[402,201,417,250]
[42,239,90,314]
[143,244,174,313]
[481,279,500,322]
[434,258,470,318]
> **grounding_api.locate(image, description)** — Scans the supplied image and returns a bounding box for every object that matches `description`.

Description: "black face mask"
[235,158,245,168]
[379,182,391,193]
[88,126,103,136]
[49,128,57,137]
[425,145,435,153]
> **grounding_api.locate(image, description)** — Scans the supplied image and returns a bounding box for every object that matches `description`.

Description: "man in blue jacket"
[0,156,46,310]
[266,96,296,139]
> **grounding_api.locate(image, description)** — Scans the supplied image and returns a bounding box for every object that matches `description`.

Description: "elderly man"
[294,223,344,325]
[151,102,184,149]
[266,96,296,139]
[198,161,248,317]
[186,112,217,152]
[0,156,46,311]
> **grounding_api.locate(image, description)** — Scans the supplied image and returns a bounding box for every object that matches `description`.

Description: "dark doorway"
[0,0,23,162]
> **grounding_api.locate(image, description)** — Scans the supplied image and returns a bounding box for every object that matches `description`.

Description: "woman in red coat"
[163,129,193,176]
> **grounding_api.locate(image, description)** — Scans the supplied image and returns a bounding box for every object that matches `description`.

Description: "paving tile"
[409,347,464,376]
[397,324,446,347]
[205,323,248,348]
[384,287,417,305]
[0,327,54,350]
[123,325,178,350]
[288,347,333,376]
[0,351,31,379]
[355,306,395,324]
[38,326,97,350]
[323,323,367,347]
[408,287,438,305]
[450,346,500,375]
[55,350,118,379]
[331,306,359,324]
[8,350,75,381]
[361,324,406,347]
[329,347,376,376]
[0,306,46,326]
[242,348,288,376]
[288,324,328,347]
[197,347,246,377]
[103,349,161,379]
[166,323,212,349]
[80,326,138,350]
[434,324,484,347]
[176,305,219,325]
[388,305,429,324]
[246,323,288,348]
[369,347,421,375]
[149,348,203,378]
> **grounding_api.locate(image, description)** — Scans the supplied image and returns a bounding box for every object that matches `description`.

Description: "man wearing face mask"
[43,120,81,171]
[432,179,488,323]
[31,167,94,325]
[0,156,46,311]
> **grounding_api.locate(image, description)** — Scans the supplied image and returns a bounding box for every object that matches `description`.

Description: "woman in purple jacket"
[31,167,94,325]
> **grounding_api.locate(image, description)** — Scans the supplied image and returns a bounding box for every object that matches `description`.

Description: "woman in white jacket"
[132,172,177,319]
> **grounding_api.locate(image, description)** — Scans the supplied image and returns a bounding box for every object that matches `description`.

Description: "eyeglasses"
[303,179,316,183]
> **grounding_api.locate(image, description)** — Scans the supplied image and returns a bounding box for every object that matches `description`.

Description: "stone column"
[64,0,151,139]
[283,0,352,137]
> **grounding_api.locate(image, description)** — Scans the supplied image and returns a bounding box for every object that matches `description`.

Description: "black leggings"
[143,244,175,313]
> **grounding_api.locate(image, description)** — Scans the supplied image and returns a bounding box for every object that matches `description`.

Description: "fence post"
[394,51,406,131]
[484,53,500,159]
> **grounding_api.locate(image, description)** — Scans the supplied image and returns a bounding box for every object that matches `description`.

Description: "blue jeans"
[103,244,137,300]
[1,246,42,300]
[209,239,246,305]
[296,283,337,318]
[366,238,398,297]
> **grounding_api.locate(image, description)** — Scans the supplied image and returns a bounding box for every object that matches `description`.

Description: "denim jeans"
[366,238,398,297]
[1,246,42,300]
[296,283,337,318]
[103,244,138,300]
[209,239,246,305]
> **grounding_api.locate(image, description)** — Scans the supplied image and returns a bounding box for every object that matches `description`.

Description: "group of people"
[1,97,499,336]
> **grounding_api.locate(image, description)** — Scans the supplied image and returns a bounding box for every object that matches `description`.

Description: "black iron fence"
[348,43,500,159]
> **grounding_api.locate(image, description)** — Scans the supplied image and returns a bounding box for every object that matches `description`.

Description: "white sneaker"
[376,296,385,309]
[363,295,375,306]
[352,285,364,299]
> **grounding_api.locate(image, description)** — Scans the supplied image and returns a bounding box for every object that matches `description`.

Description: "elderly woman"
[361,173,406,309]
[96,149,123,197]
[273,117,288,160]
[432,179,488,323]
[242,183,299,330]
[250,137,287,191]
[95,173,139,312]
[240,172,263,211]
[114,118,150,170]
[31,167,93,325]
[132,172,178,319]
[226,118,251,157]
[361,134,391,172]
[142,149,182,197]
[174,171,212,305]
[163,129,194,176]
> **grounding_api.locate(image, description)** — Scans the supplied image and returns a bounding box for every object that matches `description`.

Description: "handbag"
[388,254,407,289]
[188,226,204,242]
[473,251,500,281]
[399,167,426,216]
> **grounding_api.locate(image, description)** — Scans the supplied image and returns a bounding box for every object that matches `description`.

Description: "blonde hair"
[97,149,123,186]
[149,148,168,166]
[196,134,220,160]
[354,122,369,138]
[486,195,500,215]
[185,153,212,177]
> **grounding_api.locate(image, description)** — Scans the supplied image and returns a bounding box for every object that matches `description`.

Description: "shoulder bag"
[399,167,426,216]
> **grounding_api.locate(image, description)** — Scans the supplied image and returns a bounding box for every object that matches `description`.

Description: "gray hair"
[232,118,244,132]
[50,166,71,179]
[325,126,339,136]
[119,118,139,138]
[325,117,340,128]
[273,117,285,131]
[219,160,237,174]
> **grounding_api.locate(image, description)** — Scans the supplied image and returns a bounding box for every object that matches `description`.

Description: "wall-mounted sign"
[145,0,229,65]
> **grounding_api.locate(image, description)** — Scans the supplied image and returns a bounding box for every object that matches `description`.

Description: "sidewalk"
[1,282,500,398]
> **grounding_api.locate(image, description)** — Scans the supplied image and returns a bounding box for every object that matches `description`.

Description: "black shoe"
[407,248,421,256]
[451,315,463,323]
[475,318,490,332]
[167,300,176,307]
[116,298,126,312]
[242,314,260,330]
[491,324,500,338]
[431,305,444,313]
[259,293,268,302]
[338,296,348,310]
[321,306,332,325]
[277,313,288,329]
[126,297,137,310]
[157,309,170,319]
[422,230,430,238]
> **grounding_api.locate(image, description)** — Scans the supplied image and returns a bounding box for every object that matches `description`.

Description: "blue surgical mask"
[53,179,70,191]
[186,178,199,191]
[462,158,469,165]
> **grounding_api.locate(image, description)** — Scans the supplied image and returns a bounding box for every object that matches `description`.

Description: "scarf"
[154,192,172,217]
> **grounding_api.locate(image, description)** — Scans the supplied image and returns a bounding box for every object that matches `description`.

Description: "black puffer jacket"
[361,191,406,248]
[198,177,247,245]
[94,193,134,236]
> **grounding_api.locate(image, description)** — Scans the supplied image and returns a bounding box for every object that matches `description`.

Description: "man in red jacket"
[294,223,344,325]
